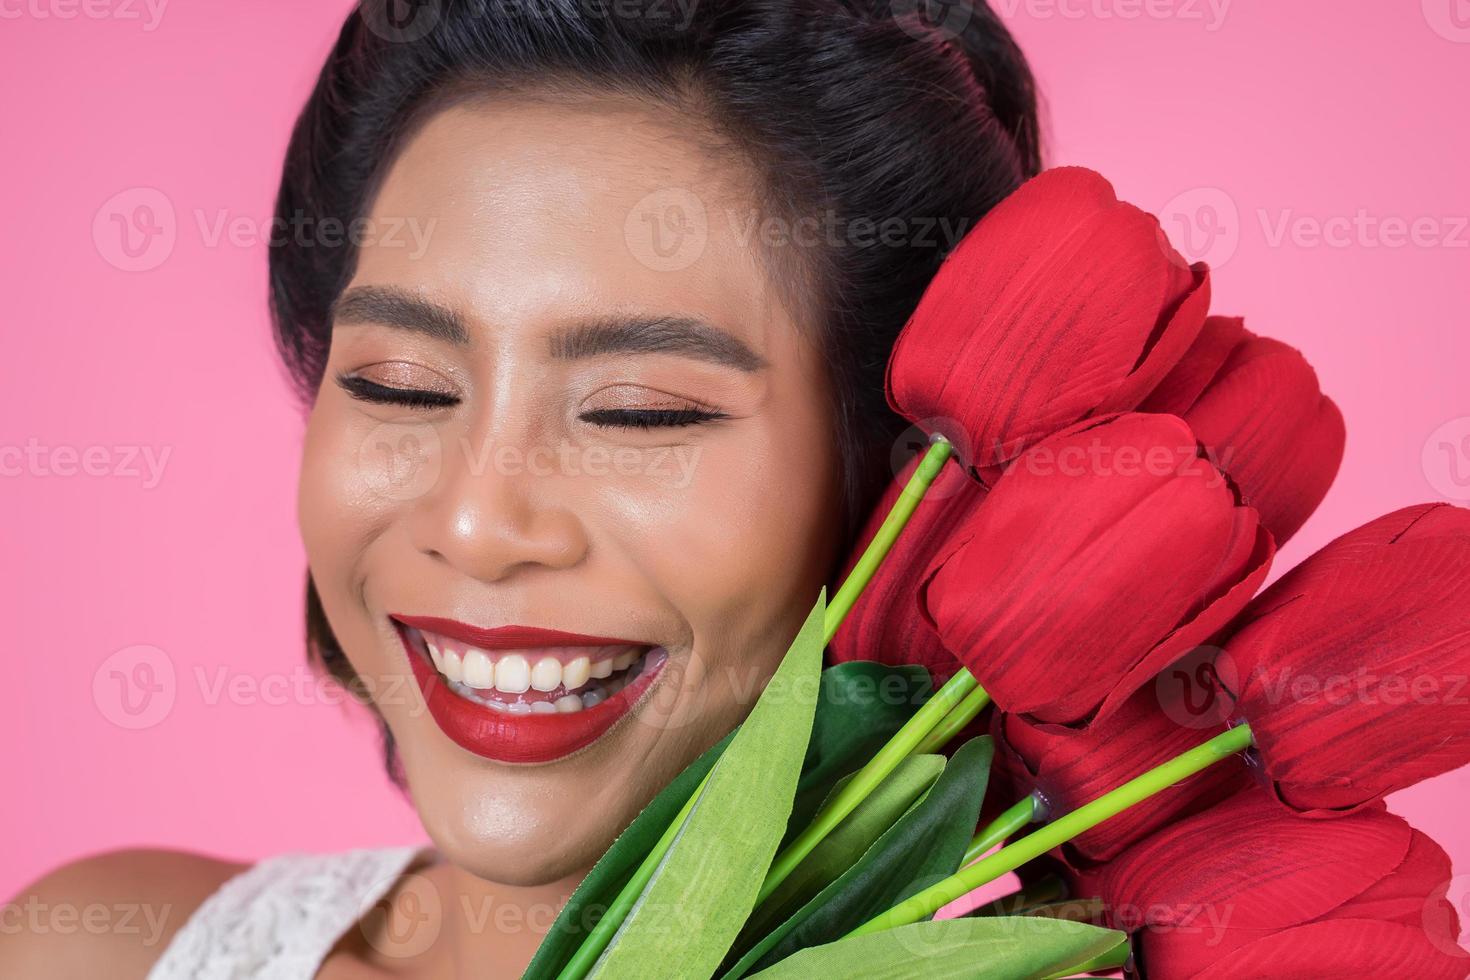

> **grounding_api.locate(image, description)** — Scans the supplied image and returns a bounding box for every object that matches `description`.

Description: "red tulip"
[886,167,1210,467]
[1141,319,1345,544]
[1213,502,1470,815]
[1080,792,1467,978]
[919,412,1273,725]
[829,452,985,684]
[992,685,1251,864]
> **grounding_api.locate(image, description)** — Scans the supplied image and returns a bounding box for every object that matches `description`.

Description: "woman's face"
[298,93,842,886]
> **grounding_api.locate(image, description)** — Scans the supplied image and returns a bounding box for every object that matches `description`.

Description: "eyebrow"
[549,315,766,372]
[331,285,765,373]
[331,286,470,346]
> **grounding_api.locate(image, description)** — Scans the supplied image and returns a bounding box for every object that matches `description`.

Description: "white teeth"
[530,656,562,692]
[461,649,494,689]
[507,700,531,714]
[529,700,557,714]
[612,650,638,671]
[582,688,607,708]
[427,642,443,671]
[495,654,531,694]
[562,656,591,691]
[555,694,584,713]
[441,649,463,683]
[589,658,614,679]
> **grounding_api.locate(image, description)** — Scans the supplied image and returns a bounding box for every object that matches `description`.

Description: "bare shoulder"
[0,847,249,980]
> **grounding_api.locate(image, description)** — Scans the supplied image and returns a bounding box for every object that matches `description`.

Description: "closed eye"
[578,407,729,430]
[335,374,459,409]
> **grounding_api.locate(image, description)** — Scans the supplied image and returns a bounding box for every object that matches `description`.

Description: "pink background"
[4,0,1468,935]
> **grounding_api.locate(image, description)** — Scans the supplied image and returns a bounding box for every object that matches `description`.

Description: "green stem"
[823,436,953,644]
[756,668,979,905]
[962,795,1039,866]
[555,770,713,980]
[846,724,1255,938]
[913,684,992,755]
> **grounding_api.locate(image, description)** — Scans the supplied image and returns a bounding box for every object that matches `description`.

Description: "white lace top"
[147,846,425,979]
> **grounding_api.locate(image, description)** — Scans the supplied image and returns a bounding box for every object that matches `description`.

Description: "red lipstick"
[391,615,668,765]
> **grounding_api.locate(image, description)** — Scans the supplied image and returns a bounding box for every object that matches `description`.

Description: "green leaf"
[782,662,933,849]
[587,591,828,980]
[738,754,945,950]
[746,917,1127,980]
[522,730,735,980]
[724,736,994,978]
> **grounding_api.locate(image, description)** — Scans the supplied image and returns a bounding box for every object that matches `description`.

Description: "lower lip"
[396,626,668,764]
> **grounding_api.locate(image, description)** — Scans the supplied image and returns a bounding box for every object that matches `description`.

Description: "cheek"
[599,424,840,640]
[297,400,417,601]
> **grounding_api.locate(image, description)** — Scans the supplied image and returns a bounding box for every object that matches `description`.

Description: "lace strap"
[147,845,425,980]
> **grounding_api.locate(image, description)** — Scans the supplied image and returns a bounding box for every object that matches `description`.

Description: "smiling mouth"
[390,615,670,764]
[411,628,657,713]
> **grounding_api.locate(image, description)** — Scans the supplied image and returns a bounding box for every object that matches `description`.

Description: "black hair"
[271,0,1041,781]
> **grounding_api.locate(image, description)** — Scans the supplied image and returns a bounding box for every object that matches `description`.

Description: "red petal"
[1183,335,1345,543]
[887,168,1205,465]
[921,413,1260,723]
[1185,920,1470,980]
[1222,505,1470,812]
[1140,315,1248,416]
[1097,793,1411,934]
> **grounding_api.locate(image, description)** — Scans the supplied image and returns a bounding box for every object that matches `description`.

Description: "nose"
[407,438,589,582]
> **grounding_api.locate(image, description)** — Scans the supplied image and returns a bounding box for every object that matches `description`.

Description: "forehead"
[355,93,798,342]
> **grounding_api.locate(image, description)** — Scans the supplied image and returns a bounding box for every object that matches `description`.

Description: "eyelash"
[335,374,459,409]
[335,374,728,429]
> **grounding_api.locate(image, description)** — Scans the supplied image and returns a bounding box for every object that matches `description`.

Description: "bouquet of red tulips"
[522,168,1470,980]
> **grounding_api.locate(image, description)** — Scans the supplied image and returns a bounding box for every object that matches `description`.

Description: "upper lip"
[391,614,651,653]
